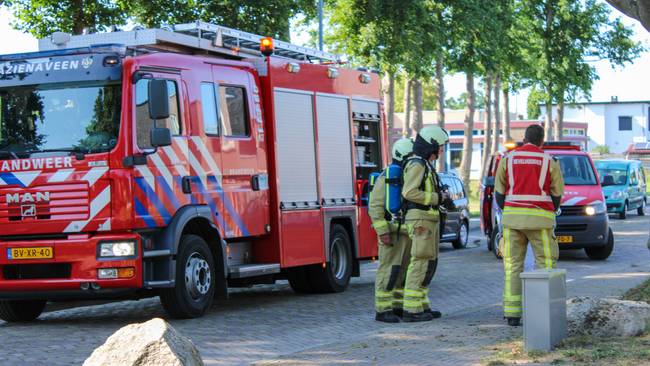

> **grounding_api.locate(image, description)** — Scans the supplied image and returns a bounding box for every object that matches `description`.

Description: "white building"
[540,100,650,154]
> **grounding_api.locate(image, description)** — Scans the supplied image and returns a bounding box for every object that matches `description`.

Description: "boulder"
[84,318,203,366]
[567,296,650,337]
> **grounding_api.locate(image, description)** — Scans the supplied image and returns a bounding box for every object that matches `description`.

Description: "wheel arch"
[324,210,360,277]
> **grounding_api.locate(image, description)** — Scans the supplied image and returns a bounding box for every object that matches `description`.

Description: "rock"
[567,296,650,337]
[84,318,203,366]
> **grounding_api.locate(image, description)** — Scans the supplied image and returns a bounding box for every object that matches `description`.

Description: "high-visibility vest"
[504,143,554,212]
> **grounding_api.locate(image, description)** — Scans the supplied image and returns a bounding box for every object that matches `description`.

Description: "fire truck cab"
[480,141,614,261]
[0,22,385,321]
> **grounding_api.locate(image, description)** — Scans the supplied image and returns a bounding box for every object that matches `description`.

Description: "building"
[393,110,588,179]
[539,99,650,154]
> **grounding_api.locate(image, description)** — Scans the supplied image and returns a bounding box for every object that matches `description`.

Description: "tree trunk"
[459,72,475,192]
[544,99,553,142]
[502,86,511,141]
[554,96,564,141]
[412,79,424,133]
[403,77,412,137]
[481,74,493,181]
[382,72,395,147]
[72,0,86,34]
[435,54,446,172]
[492,74,501,154]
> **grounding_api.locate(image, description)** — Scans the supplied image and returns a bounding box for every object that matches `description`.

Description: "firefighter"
[401,125,449,322]
[370,137,414,323]
[494,124,564,326]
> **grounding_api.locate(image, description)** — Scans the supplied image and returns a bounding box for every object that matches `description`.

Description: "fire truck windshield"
[0,82,121,158]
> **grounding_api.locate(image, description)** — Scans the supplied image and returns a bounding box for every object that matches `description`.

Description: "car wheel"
[452,221,469,249]
[638,199,646,216]
[287,266,313,294]
[160,235,216,319]
[619,203,627,219]
[491,226,503,259]
[307,224,353,293]
[0,300,46,322]
[585,227,614,260]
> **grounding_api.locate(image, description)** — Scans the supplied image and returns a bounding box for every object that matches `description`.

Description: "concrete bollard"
[521,269,567,352]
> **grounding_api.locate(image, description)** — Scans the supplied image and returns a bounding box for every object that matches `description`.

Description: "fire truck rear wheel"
[0,299,46,322]
[287,266,313,293]
[160,235,216,319]
[308,224,353,293]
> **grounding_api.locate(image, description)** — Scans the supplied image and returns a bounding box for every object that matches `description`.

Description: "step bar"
[228,263,280,279]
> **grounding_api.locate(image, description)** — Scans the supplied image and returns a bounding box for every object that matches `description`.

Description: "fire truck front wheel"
[0,300,46,322]
[160,235,216,319]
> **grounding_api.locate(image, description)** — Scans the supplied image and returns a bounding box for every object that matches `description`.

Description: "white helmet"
[392,138,414,162]
[418,125,449,147]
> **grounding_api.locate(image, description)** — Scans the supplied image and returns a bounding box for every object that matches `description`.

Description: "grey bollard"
[520,269,567,352]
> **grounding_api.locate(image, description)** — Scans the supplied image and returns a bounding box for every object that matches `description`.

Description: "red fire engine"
[0,22,385,321]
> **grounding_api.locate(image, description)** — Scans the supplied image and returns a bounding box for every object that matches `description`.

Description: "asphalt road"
[1,214,649,365]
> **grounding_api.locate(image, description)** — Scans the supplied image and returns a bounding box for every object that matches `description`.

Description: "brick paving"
[1,216,648,365]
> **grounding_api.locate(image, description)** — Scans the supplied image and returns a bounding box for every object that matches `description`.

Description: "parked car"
[439,172,471,249]
[481,142,614,260]
[594,159,647,219]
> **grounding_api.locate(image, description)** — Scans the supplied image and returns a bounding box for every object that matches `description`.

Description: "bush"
[593,145,610,156]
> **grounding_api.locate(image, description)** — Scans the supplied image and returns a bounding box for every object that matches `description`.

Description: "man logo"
[21,204,36,217]
[81,57,93,69]
[6,192,50,204]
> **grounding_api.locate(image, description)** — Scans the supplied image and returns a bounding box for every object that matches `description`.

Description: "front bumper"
[605,199,625,213]
[0,233,143,300]
[555,213,609,249]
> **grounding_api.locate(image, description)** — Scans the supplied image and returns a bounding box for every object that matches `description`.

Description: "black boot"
[424,308,442,319]
[507,317,521,326]
[393,308,404,318]
[376,311,400,323]
[402,311,434,322]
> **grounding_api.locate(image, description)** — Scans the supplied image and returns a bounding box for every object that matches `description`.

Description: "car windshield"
[555,154,597,185]
[0,82,121,158]
[596,165,628,186]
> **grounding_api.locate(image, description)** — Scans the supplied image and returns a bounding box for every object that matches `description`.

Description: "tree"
[606,0,650,33]
[480,74,493,181]
[519,0,643,141]
[526,87,546,119]
[5,0,130,38]
[593,144,610,156]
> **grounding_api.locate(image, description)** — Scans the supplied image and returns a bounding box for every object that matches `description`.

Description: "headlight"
[585,202,606,216]
[610,190,624,200]
[99,241,136,258]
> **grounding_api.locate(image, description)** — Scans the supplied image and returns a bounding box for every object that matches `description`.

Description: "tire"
[491,226,503,259]
[0,300,46,322]
[452,221,469,249]
[619,203,627,219]
[638,199,646,216]
[307,224,353,293]
[160,235,216,319]
[287,266,313,294]
[585,227,614,260]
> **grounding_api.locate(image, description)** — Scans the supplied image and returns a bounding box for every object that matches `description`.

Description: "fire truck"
[0,22,386,321]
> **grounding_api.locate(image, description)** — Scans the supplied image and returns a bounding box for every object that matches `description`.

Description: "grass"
[622,278,650,303]
[483,334,650,366]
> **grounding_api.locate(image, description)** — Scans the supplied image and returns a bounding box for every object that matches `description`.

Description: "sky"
[1,4,649,118]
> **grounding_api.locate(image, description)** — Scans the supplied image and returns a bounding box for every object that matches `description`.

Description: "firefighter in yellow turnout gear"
[401,126,450,322]
[370,138,414,323]
[495,125,564,326]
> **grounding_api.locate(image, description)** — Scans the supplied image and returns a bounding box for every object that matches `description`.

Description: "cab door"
[211,65,269,238]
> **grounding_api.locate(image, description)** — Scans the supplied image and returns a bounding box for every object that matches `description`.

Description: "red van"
[480,142,614,260]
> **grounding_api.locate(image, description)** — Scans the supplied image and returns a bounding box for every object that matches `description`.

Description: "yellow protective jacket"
[369,174,409,235]
[402,158,440,222]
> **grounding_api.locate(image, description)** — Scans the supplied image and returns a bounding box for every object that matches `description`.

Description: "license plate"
[7,247,53,260]
[557,236,573,244]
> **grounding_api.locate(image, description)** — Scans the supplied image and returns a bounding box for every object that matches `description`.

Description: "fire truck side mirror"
[150,127,172,148]
[148,79,170,120]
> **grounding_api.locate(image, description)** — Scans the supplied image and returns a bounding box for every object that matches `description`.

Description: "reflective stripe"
[542,229,552,269]
[373,221,389,231]
[507,156,514,196]
[503,206,556,219]
[506,195,553,202]
[539,155,550,192]
[503,228,511,305]
[504,295,522,301]
[423,192,432,206]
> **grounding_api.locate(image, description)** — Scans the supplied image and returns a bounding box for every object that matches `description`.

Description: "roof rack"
[38,21,342,64]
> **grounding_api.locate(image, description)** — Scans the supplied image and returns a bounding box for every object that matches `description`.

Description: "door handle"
[182,176,193,194]
[251,174,268,191]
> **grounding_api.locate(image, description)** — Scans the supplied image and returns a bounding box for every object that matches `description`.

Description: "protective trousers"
[375,231,411,313]
[501,228,559,317]
[403,219,439,314]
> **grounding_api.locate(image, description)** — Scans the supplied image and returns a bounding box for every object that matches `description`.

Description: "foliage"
[526,87,547,119]
[4,0,130,38]
[622,278,650,303]
[445,91,485,110]
[593,145,611,155]
[393,73,438,112]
